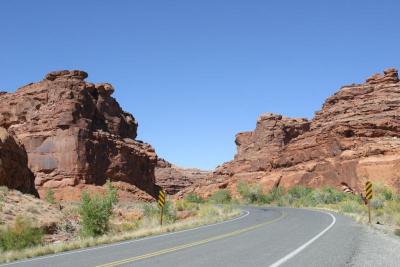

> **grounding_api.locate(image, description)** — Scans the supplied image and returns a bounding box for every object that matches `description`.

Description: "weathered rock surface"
[188,68,400,196]
[155,159,210,195]
[0,70,158,200]
[0,188,62,233]
[0,127,37,196]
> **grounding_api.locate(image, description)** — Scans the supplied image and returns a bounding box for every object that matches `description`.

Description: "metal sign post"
[365,181,373,224]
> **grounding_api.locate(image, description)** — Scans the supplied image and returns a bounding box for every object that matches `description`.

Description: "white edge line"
[269,210,336,267]
[0,210,250,266]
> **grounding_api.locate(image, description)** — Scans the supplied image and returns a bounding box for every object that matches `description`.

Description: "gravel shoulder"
[349,224,400,266]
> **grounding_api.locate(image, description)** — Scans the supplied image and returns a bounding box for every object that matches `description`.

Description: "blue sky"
[1,1,399,169]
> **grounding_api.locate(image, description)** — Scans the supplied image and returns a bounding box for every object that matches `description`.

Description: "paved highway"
[1,207,369,267]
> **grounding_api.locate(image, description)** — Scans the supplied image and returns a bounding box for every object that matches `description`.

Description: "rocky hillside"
[186,68,400,197]
[0,70,158,200]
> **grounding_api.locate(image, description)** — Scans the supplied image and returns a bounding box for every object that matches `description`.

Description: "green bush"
[45,189,55,204]
[310,187,348,205]
[0,216,43,251]
[237,181,266,204]
[379,186,394,201]
[209,189,231,204]
[79,181,118,237]
[268,187,285,202]
[185,193,204,203]
[287,186,313,200]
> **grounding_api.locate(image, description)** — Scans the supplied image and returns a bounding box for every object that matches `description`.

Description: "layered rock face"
[0,70,158,200]
[191,68,400,196]
[155,159,210,195]
[0,127,37,196]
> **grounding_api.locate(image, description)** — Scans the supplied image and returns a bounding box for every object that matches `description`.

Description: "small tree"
[79,181,118,237]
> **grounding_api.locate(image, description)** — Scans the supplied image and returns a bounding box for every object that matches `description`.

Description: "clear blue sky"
[1,1,399,170]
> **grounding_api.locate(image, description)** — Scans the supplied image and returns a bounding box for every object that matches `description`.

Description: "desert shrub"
[209,189,231,204]
[381,187,394,201]
[143,201,177,224]
[185,193,204,203]
[198,204,219,218]
[310,187,347,205]
[175,199,197,211]
[374,183,394,201]
[175,200,187,211]
[0,216,43,251]
[45,189,55,204]
[237,181,251,198]
[385,200,400,214]
[111,221,140,233]
[237,181,267,204]
[370,199,384,209]
[79,181,118,237]
[287,186,313,200]
[286,186,314,206]
[339,200,365,214]
[267,187,285,203]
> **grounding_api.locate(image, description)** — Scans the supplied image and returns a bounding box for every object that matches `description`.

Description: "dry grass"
[0,204,239,264]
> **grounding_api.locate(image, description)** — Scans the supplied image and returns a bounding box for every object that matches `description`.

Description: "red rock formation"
[0,127,37,196]
[189,68,400,196]
[155,159,210,195]
[0,70,158,200]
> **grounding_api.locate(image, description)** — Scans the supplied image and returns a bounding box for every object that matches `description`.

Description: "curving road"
[1,207,367,267]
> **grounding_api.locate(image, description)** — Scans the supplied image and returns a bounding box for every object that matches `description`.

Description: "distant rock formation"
[155,159,210,195]
[0,127,37,196]
[186,68,400,197]
[0,70,158,200]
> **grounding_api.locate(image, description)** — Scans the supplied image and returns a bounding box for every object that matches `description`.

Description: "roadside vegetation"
[234,181,400,236]
[0,184,239,264]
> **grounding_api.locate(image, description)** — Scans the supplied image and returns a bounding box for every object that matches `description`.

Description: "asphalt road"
[2,207,368,267]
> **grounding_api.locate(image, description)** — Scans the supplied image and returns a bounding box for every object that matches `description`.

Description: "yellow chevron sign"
[158,189,166,208]
[365,181,373,200]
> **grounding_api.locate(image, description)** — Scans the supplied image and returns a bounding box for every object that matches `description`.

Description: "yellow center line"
[97,210,287,267]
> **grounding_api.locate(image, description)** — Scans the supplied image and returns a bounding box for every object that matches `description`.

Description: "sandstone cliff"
[0,127,37,196]
[187,68,400,197]
[155,159,210,195]
[0,70,158,200]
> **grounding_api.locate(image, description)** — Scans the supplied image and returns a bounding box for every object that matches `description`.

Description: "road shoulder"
[349,224,400,267]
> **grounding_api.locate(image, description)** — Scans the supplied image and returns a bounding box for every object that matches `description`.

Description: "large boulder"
[0,70,158,200]
[0,127,37,196]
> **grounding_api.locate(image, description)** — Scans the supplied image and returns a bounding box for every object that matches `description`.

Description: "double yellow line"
[97,211,287,267]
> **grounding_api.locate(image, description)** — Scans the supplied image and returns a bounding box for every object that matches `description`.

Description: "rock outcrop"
[189,68,400,196]
[155,159,210,195]
[0,70,158,200]
[0,127,37,196]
